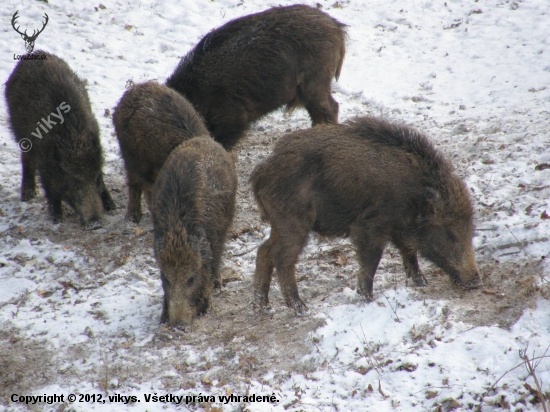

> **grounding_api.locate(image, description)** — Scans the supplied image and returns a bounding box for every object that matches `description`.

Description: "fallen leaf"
[334,254,348,266]
[357,366,370,375]
[541,211,550,220]
[426,390,438,399]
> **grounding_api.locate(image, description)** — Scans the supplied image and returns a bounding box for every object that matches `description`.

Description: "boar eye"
[187,276,195,287]
[446,229,458,243]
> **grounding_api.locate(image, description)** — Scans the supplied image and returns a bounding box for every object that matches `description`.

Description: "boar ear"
[419,187,442,219]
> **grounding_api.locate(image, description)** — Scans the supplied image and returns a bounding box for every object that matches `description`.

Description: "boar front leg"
[274,223,310,315]
[393,237,427,287]
[254,231,277,311]
[352,227,386,301]
[125,180,143,224]
[20,151,37,201]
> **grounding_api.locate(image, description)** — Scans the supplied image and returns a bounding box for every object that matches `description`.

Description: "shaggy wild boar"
[166,5,346,150]
[113,81,210,223]
[5,50,115,228]
[251,116,482,313]
[152,136,237,328]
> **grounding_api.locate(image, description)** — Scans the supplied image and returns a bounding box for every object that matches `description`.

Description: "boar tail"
[250,168,270,223]
[334,38,346,82]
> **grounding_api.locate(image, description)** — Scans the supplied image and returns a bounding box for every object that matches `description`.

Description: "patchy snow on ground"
[1,0,550,411]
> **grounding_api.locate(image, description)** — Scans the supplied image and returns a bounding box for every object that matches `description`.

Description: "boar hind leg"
[254,230,277,310]
[352,229,385,301]
[301,74,339,126]
[142,186,152,212]
[273,226,309,315]
[393,239,427,287]
[20,151,36,201]
[125,181,143,224]
[98,175,116,211]
[210,234,226,290]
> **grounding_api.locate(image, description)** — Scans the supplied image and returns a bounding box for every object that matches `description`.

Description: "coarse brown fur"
[251,116,482,313]
[113,80,210,223]
[4,50,115,228]
[152,136,237,328]
[166,5,346,150]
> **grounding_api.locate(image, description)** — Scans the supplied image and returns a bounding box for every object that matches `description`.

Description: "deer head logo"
[11,11,49,54]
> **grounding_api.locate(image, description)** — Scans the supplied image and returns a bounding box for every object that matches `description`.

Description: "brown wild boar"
[113,81,210,223]
[251,116,482,314]
[5,50,115,228]
[152,136,237,328]
[166,5,346,150]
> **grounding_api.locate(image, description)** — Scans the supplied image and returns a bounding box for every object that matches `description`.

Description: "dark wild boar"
[166,5,346,150]
[152,136,237,328]
[113,81,210,223]
[5,50,115,228]
[251,116,482,314]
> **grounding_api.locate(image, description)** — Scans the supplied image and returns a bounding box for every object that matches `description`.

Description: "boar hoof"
[212,278,222,291]
[357,287,374,302]
[461,278,483,289]
[289,299,308,316]
[84,220,103,230]
[260,305,275,316]
[254,295,274,315]
[412,274,428,287]
[21,188,36,202]
[125,211,142,224]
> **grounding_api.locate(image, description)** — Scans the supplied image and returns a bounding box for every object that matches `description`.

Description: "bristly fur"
[152,136,237,326]
[166,5,347,150]
[344,116,473,219]
[113,80,210,223]
[5,50,114,226]
[250,115,480,312]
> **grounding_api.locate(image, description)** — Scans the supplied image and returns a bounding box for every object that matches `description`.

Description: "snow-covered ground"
[1,0,550,411]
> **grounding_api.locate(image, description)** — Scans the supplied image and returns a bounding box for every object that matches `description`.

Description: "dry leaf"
[334,254,348,266]
[426,390,438,399]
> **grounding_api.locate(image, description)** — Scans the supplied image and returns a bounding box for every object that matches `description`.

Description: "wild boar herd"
[5,5,482,328]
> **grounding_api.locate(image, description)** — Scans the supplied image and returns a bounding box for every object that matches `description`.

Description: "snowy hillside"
[1,0,549,411]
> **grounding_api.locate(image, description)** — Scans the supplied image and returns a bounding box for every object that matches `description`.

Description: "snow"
[1,0,550,411]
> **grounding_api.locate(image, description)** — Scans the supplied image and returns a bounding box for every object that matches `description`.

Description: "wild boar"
[113,80,210,223]
[251,116,482,314]
[5,50,115,228]
[166,4,346,150]
[152,136,237,328]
